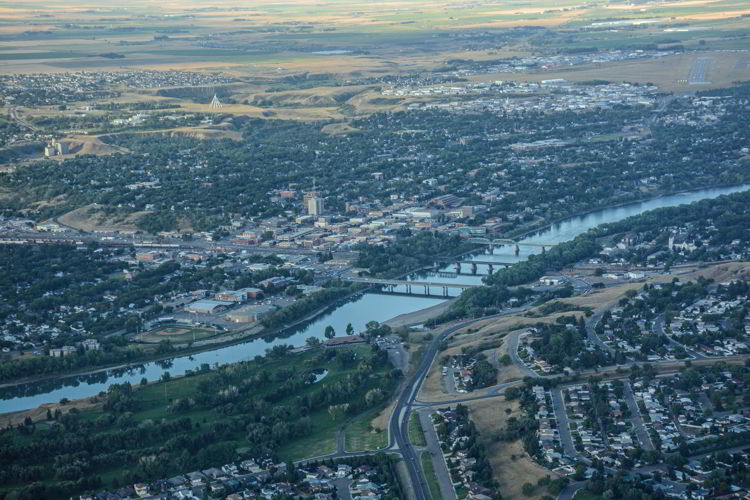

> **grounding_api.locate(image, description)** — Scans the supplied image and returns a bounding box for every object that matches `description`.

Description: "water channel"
[1,183,749,413]
[404,184,750,291]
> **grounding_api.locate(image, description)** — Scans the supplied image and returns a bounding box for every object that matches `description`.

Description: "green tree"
[324,325,336,339]
[521,482,535,496]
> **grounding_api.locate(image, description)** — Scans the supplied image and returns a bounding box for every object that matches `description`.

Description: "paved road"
[332,478,353,500]
[654,314,706,359]
[507,330,541,378]
[622,381,654,451]
[444,369,458,394]
[585,308,614,353]
[689,57,713,84]
[418,410,457,500]
[336,428,346,454]
[390,305,539,500]
[558,481,586,500]
[390,324,454,500]
[550,387,581,460]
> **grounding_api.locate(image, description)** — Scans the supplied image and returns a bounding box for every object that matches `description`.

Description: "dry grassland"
[370,397,398,432]
[469,51,750,92]
[57,204,150,232]
[0,396,103,428]
[466,398,556,500]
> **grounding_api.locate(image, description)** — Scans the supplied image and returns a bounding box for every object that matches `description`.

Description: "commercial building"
[49,345,77,357]
[257,276,295,289]
[213,288,263,302]
[304,191,325,216]
[225,305,275,323]
[186,299,233,314]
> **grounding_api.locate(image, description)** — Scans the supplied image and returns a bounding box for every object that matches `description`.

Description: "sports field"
[137,325,219,344]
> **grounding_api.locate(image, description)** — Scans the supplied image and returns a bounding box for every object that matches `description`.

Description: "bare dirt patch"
[466,398,556,500]
[321,122,361,135]
[371,397,397,432]
[58,204,150,232]
[0,395,104,428]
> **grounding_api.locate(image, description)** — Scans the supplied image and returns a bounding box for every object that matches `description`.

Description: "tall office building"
[305,195,324,216]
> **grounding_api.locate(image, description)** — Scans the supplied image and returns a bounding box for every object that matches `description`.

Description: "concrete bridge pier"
[406,284,412,294]
[471,262,477,275]
[488,264,493,274]
[454,262,461,274]
[443,286,449,297]
[424,285,430,295]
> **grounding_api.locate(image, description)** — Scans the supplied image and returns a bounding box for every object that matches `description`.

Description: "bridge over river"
[465,237,554,250]
[345,277,478,297]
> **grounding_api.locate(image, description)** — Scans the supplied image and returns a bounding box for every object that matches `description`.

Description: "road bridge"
[465,237,554,253]
[345,277,477,297]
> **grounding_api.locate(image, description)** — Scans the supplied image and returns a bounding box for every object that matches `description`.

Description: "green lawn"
[344,407,388,452]
[456,485,469,499]
[3,345,396,497]
[277,407,338,461]
[409,413,427,447]
[421,452,443,500]
[138,326,219,344]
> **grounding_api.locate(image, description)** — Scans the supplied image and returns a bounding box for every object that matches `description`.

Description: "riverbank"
[384,298,457,329]
[0,293,450,424]
[507,183,750,241]
[0,287,368,392]
[5,183,750,414]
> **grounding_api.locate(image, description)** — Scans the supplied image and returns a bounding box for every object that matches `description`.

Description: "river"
[0,293,445,413]
[408,184,750,287]
[1,183,749,413]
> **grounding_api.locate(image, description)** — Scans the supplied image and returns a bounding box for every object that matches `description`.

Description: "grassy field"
[409,412,427,447]
[421,451,444,500]
[466,398,554,500]
[344,407,389,452]
[277,406,339,461]
[136,325,219,344]
[1,344,397,495]
[0,0,746,79]
[0,0,745,132]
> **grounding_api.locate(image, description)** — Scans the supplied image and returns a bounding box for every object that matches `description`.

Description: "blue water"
[2,183,749,413]
[0,293,444,413]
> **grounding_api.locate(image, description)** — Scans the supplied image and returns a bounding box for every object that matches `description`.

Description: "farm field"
[0,0,746,131]
[0,0,747,79]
